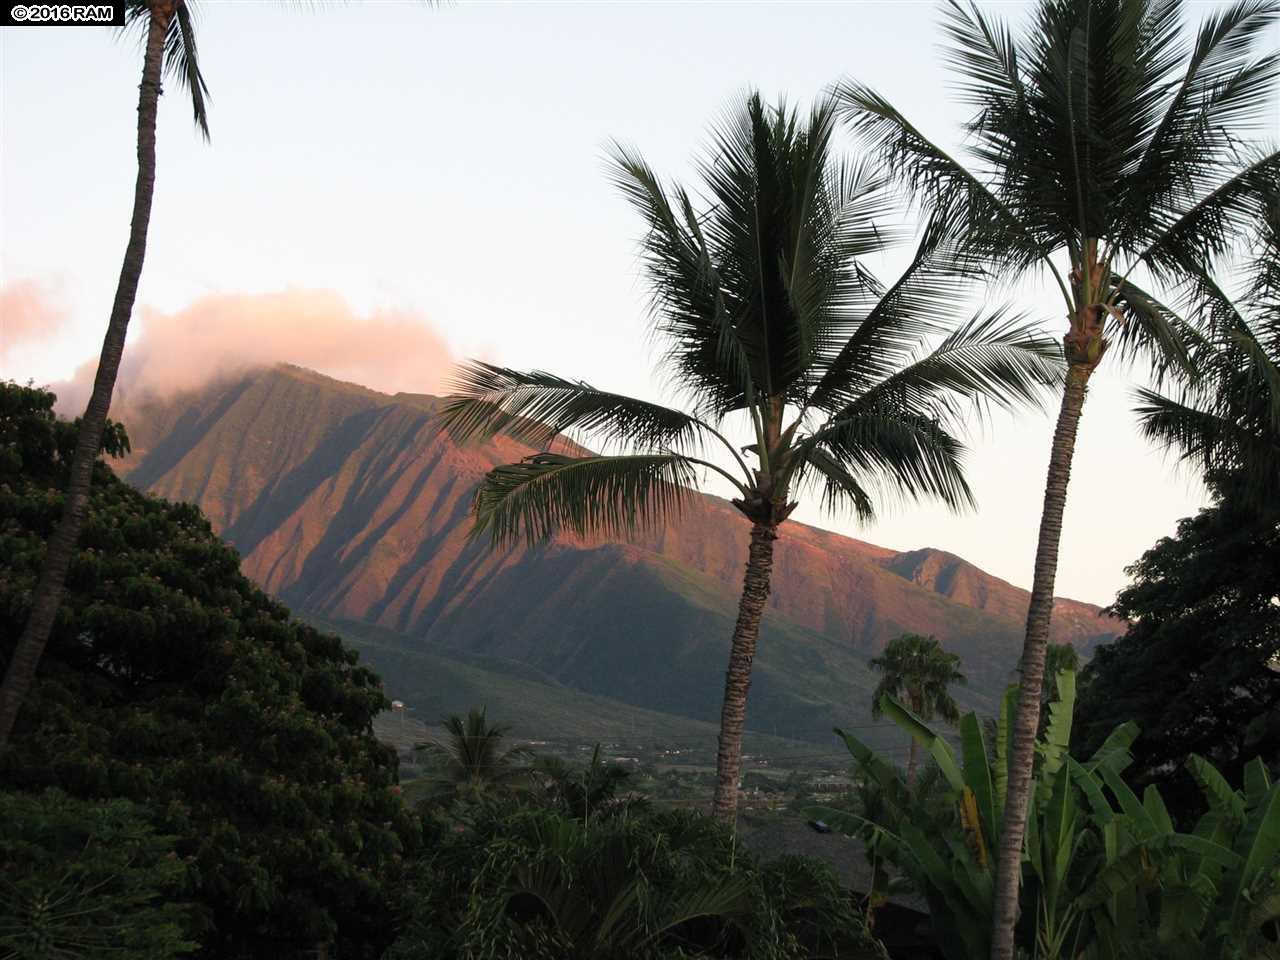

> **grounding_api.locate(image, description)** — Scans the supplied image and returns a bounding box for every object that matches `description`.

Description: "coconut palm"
[1135,194,1280,503]
[414,707,533,804]
[869,633,967,787]
[440,91,1062,823]
[835,2,1280,953]
[0,0,209,748]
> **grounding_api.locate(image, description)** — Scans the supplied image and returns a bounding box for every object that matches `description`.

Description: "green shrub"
[388,799,886,960]
[0,788,196,959]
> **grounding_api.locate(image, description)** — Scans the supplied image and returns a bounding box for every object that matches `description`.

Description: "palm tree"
[835,3,1280,954]
[869,633,966,787]
[0,0,209,748]
[1135,194,1280,503]
[414,707,533,804]
[440,91,1062,823]
[0,0,433,750]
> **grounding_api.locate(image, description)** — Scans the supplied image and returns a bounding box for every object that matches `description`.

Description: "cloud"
[50,288,455,414]
[0,280,69,364]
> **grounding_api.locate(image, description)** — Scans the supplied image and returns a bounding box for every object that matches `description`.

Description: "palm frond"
[1106,275,1197,379]
[471,452,697,548]
[806,228,974,415]
[835,80,1052,281]
[794,412,976,513]
[125,1,210,139]
[1134,386,1279,484]
[608,141,758,418]
[790,445,876,522]
[440,361,725,456]
[835,307,1063,428]
[167,0,210,140]
[1140,147,1280,282]
[940,0,1027,108]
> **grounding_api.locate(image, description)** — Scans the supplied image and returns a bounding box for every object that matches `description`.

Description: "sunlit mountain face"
[116,363,1126,743]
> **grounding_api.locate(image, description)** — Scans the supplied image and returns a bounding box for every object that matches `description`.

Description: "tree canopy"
[0,383,418,959]
[1076,476,1280,818]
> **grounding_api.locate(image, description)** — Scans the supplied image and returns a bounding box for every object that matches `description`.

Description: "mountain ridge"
[115,363,1125,741]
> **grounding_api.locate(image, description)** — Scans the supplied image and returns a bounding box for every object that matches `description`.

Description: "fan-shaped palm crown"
[442,91,1061,822]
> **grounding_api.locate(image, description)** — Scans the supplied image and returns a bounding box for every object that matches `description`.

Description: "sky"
[2,1,1275,608]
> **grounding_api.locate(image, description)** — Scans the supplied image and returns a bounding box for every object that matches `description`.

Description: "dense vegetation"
[6,0,1279,957]
[0,382,891,958]
[0,383,417,958]
[813,675,1280,960]
[394,718,885,960]
[1077,477,1280,821]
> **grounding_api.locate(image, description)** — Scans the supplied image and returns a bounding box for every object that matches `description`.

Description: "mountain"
[116,364,1125,742]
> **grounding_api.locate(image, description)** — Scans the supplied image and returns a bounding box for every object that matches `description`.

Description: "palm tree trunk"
[712,521,777,822]
[0,5,171,749]
[989,363,1092,960]
[905,736,919,790]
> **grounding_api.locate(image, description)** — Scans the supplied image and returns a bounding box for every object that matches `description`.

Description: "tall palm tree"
[869,633,966,787]
[414,707,533,804]
[1136,194,1280,502]
[0,0,209,747]
[440,92,1062,823]
[0,0,433,750]
[835,3,1280,954]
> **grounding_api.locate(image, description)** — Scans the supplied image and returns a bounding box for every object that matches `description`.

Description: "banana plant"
[810,671,1280,960]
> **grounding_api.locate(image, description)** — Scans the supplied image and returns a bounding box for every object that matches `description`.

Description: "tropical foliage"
[1135,194,1280,506]
[868,633,966,786]
[442,90,1060,821]
[0,383,418,959]
[388,797,887,960]
[414,707,534,806]
[0,789,196,960]
[1077,477,1280,821]
[837,2,1280,948]
[532,744,635,821]
[813,672,1280,960]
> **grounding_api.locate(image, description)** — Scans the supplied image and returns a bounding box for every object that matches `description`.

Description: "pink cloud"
[50,288,455,414]
[0,280,68,364]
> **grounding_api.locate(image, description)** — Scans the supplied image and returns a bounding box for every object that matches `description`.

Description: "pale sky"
[3,1,1274,607]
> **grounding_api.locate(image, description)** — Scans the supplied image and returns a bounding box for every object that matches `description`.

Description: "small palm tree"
[869,633,966,787]
[442,91,1061,823]
[836,3,1280,953]
[1136,196,1280,503]
[414,707,532,805]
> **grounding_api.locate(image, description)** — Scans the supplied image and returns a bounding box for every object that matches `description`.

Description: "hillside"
[117,364,1126,742]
